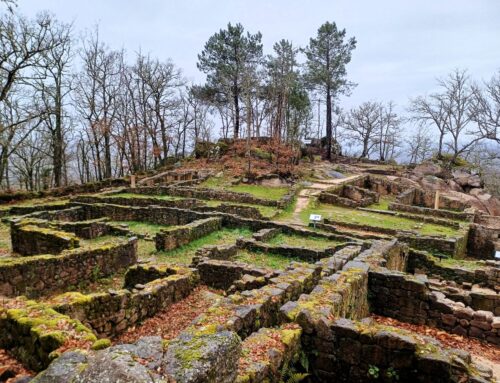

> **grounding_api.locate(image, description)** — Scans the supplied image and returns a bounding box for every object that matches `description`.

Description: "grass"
[267,233,342,250]
[137,227,253,265]
[200,177,289,200]
[109,221,166,236]
[0,222,11,255]
[368,196,394,211]
[299,200,460,237]
[234,249,298,269]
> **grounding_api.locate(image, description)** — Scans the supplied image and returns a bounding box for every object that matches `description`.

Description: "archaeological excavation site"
[0,157,498,383]
[1,3,500,381]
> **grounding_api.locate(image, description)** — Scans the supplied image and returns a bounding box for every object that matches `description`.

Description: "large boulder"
[413,162,444,178]
[32,337,166,383]
[419,175,449,191]
[452,169,483,188]
[165,331,241,383]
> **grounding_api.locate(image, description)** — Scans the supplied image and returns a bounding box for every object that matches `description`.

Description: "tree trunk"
[233,83,240,139]
[325,85,332,161]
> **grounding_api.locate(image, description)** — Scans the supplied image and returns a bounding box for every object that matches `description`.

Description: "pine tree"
[304,22,356,160]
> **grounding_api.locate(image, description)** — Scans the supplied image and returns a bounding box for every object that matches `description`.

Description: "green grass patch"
[138,227,253,265]
[199,177,289,200]
[267,233,342,250]
[368,196,394,211]
[0,222,11,254]
[109,221,166,236]
[234,249,297,269]
[300,200,459,237]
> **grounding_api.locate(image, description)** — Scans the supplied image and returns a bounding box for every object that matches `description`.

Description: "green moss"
[91,338,111,350]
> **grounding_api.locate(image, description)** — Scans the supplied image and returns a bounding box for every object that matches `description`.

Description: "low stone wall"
[51,265,198,337]
[0,297,97,371]
[121,185,282,207]
[155,217,222,251]
[323,217,468,258]
[394,188,468,211]
[237,237,357,263]
[369,268,500,345]
[194,203,266,220]
[467,223,498,259]
[71,195,202,209]
[321,318,493,383]
[0,238,137,297]
[26,206,85,222]
[236,324,302,383]
[319,184,379,208]
[10,221,80,255]
[192,243,238,264]
[196,258,277,290]
[408,249,500,291]
[429,281,500,315]
[252,228,281,242]
[389,202,473,221]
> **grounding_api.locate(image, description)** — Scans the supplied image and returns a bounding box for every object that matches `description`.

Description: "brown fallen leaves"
[372,315,500,363]
[114,286,221,344]
[0,349,34,383]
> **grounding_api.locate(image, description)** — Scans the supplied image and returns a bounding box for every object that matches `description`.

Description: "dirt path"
[289,175,360,225]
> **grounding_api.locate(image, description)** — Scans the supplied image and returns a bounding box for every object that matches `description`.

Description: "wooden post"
[130,175,136,188]
[434,190,440,210]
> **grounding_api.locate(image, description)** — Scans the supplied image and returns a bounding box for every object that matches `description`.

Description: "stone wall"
[369,268,500,345]
[121,185,282,207]
[236,236,358,262]
[10,221,80,256]
[0,238,137,297]
[0,298,97,371]
[51,265,198,337]
[71,195,202,209]
[394,187,468,211]
[319,184,379,208]
[407,249,500,291]
[196,258,277,290]
[320,318,492,383]
[155,217,222,251]
[389,202,473,221]
[467,223,498,259]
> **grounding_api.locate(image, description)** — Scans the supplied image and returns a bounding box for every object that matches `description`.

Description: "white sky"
[17,0,500,112]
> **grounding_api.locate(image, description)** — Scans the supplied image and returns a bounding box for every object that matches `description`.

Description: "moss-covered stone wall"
[0,238,137,297]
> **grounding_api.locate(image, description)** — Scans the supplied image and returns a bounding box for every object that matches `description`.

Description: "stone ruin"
[0,168,498,383]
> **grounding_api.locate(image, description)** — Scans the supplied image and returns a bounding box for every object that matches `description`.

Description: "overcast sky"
[17,0,500,111]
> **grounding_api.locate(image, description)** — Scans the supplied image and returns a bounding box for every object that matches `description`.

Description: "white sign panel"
[309,214,322,222]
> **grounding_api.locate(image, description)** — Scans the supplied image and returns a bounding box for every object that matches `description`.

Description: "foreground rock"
[31,337,166,383]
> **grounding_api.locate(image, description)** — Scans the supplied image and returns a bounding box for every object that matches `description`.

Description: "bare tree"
[406,126,434,164]
[470,71,500,144]
[34,17,73,187]
[342,101,381,158]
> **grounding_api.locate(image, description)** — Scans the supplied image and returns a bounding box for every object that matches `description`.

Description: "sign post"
[309,214,322,229]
